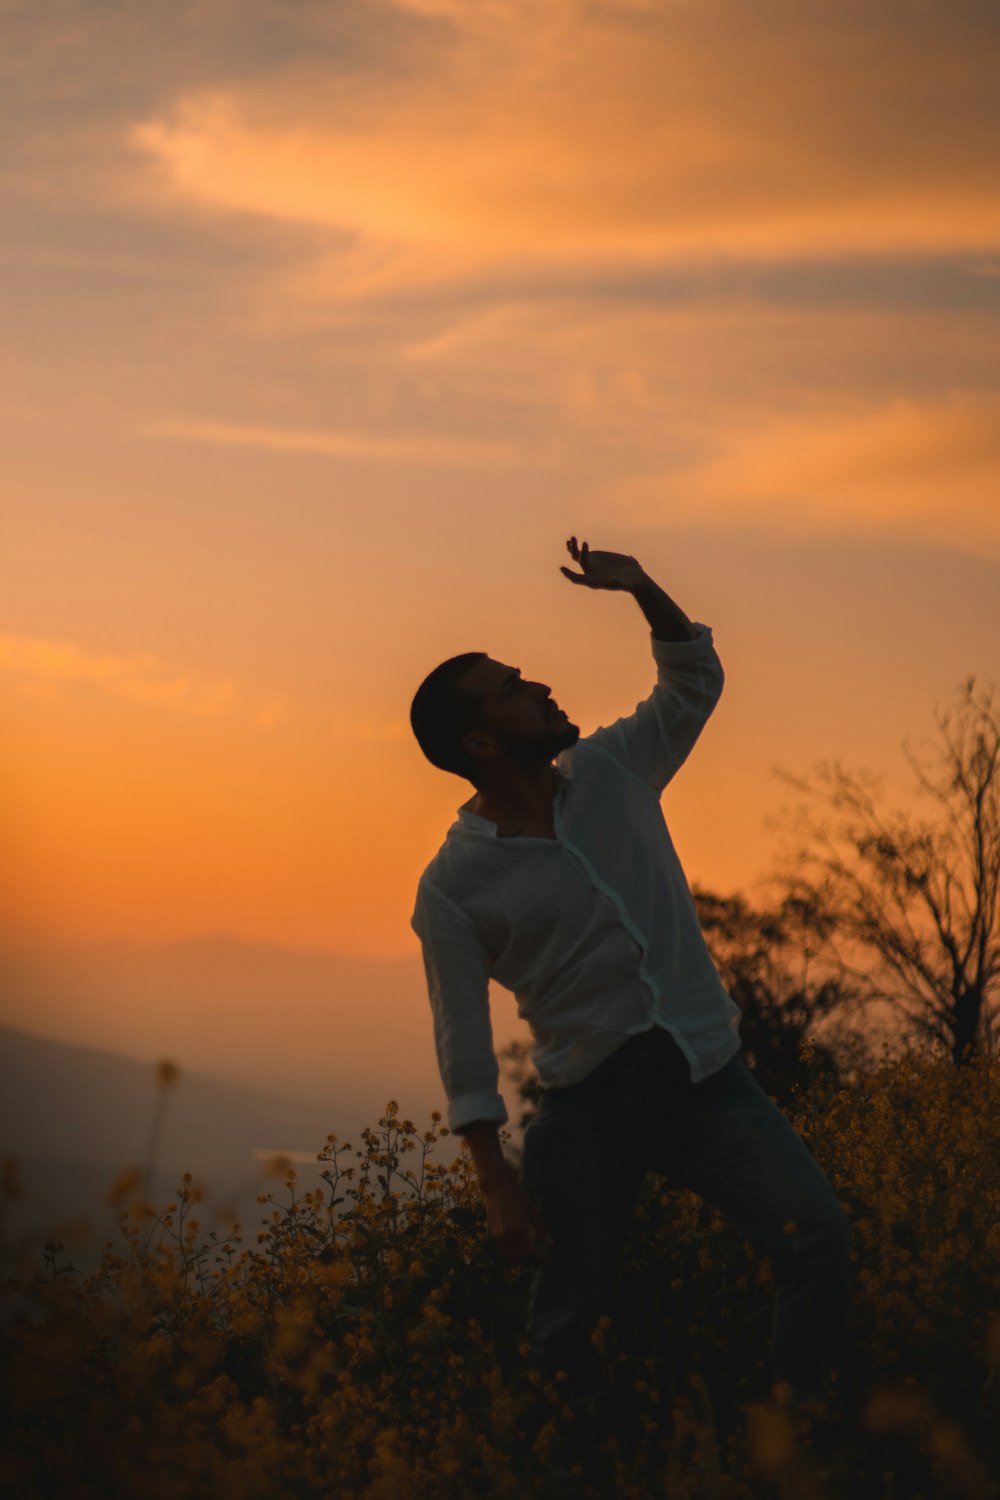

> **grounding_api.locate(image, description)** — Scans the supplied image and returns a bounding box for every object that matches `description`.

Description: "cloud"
[141,417,525,467]
[129,0,1000,299]
[614,392,1000,556]
[0,634,246,717]
[386,295,1000,474]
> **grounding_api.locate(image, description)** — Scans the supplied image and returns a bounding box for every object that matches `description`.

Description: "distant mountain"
[0,931,517,1116]
[0,1024,393,1260]
[0,933,531,1255]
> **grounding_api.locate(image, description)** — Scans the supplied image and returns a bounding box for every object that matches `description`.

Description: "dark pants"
[520,1025,852,1404]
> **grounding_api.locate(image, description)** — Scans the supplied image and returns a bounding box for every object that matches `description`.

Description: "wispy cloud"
[0,634,278,720]
[129,0,1000,301]
[142,417,526,468]
[614,393,1000,556]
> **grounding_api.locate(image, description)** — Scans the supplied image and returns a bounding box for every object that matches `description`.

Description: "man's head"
[410,652,579,785]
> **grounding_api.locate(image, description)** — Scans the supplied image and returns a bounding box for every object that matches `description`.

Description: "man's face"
[459,656,580,768]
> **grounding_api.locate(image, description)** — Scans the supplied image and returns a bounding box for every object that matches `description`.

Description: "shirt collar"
[455,759,572,834]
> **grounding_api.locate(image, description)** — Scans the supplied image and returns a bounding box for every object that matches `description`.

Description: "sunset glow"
[4,0,998,984]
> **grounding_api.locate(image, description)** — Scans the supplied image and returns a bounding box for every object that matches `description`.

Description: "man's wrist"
[627,564,649,594]
[460,1120,510,1193]
[478,1161,515,1197]
[629,571,698,642]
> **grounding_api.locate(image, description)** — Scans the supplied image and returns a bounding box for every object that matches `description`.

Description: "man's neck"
[470,763,560,828]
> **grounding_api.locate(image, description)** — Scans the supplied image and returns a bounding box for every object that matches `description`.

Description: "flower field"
[2,1045,999,1499]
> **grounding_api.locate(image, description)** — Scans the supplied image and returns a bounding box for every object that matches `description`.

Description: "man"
[409,538,851,1410]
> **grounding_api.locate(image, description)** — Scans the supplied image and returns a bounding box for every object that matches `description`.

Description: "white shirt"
[410,623,742,1134]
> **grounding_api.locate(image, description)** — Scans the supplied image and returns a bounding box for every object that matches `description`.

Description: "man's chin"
[553,723,581,751]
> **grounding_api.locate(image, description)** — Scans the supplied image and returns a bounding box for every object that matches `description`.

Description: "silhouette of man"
[409,538,851,1411]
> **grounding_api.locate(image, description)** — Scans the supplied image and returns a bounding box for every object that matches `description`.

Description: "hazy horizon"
[0,929,534,1134]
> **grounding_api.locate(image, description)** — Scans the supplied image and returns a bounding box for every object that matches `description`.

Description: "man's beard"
[549,720,581,754]
[497,720,580,763]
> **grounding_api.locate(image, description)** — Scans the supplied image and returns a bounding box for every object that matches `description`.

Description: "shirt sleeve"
[583,622,724,795]
[410,877,509,1136]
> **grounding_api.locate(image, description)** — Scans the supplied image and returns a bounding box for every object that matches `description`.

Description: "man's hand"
[561,536,645,592]
[483,1170,556,1269]
[563,535,698,641]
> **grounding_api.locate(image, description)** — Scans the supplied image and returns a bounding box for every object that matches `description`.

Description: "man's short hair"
[410,652,489,782]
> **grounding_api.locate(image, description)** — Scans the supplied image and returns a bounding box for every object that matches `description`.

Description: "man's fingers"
[560,566,589,584]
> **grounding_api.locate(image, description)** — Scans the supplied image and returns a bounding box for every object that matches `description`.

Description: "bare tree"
[691,887,861,1101]
[496,1037,542,1138]
[497,885,862,1129]
[773,678,1000,1066]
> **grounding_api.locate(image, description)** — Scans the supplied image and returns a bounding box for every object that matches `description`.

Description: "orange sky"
[3,0,999,966]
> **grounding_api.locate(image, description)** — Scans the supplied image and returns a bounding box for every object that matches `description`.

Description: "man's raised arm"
[560,536,724,793]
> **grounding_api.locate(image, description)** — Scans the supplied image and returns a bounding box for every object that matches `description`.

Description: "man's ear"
[462,729,496,759]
